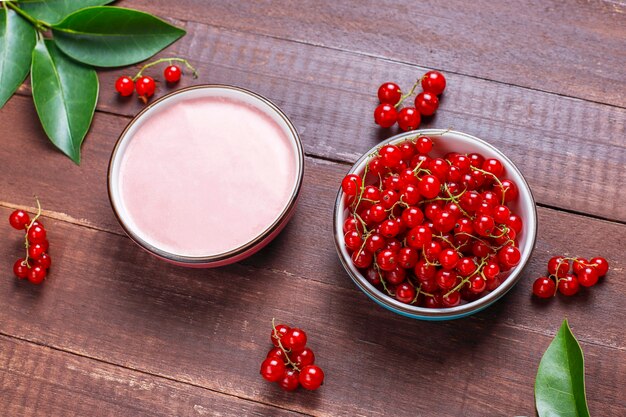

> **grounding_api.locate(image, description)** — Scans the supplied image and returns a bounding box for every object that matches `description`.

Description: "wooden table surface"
[1,1,625,416]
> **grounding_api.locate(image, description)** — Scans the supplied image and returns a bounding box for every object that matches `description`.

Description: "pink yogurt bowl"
[108,85,304,267]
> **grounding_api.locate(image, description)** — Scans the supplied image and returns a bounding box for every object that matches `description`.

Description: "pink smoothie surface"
[118,95,298,257]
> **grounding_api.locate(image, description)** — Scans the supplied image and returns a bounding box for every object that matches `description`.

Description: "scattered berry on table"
[164,65,182,83]
[115,76,134,96]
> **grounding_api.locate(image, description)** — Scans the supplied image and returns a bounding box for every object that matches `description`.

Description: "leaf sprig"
[0,1,186,163]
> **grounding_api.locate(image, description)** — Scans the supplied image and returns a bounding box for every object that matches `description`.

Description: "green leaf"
[31,38,98,164]
[535,320,590,417]
[21,0,114,24]
[0,7,37,108]
[51,6,185,67]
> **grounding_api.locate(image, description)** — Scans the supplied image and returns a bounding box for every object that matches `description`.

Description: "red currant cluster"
[115,58,198,103]
[260,320,324,391]
[9,200,51,284]
[341,135,524,308]
[374,71,447,131]
[533,256,609,298]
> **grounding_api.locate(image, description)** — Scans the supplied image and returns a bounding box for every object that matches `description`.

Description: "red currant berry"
[352,249,373,269]
[379,219,400,238]
[290,347,315,367]
[432,210,456,233]
[282,328,307,353]
[414,92,439,116]
[469,276,487,294]
[395,283,416,303]
[473,214,495,237]
[344,230,364,251]
[397,247,419,269]
[468,153,485,168]
[385,267,406,285]
[341,174,362,196]
[438,248,459,269]
[590,257,609,276]
[577,266,599,287]
[533,277,556,298]
[13,258,29,279]
[374,103,398,128]
[164,65,182,83]
[368,157,385,175]
[414,259,436,281]
[364,233,386,254]
[423,241,442,263]
[456,257,477,277]
[482,158,504,178]
[27,224,47,244]
[436,269,458,290]
[494,179,519,203]
[271,324,291,347]
[506,214,523,234]
[418,175,441,199]
[492,205,512,224]
[558,274,580,296]
[415,136,433,154]
[260,357,286,382]
[376,249,398,271]
[299,365,324,390]
[399,142,416,160]
[279,368,300,391]
[115,76,134,96]
[365,267,381,285]
[442,291,461,307]
[380,145,403,168]
[28,243,46,260]
[421,71,446,95]
[397,107,421,131]
[343,216,360,234]
[377,82,402,104]
[572,258,589,275]
[9,210,30,230]
[401,206,424,228]
[459,191,482,214]
[547,256,569,278]
[135,76,156,98]
[498,245,521,268]
[423,294,442,308]
[483,261,500,281]
[28,265,46,284]
[406,225,432,248]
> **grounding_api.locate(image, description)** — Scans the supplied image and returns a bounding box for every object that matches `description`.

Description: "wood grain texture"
[0,336,305,417]
[0,205,624,416]
[13,18,626,221]
[114,0,626,107]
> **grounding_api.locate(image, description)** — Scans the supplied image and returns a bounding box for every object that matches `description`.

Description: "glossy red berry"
[271,324,290,347]
[341,174,362,196]
[438,248,459,270]
[352,249,373,269]
[397,107,421,131]
[374,103,398,128]
[299,365,324,390]
[415,136,433,154]
[28,265,46,284]
[395,282,416,303]
[421,71,446,95]
[28,243,46,260]
[290,347,315,367]
[36,253,52,270]
[418,175,441,199]
[572,258,589,275]
[267,347,287,361]
[379,219,400,238]
[498,245,521,268]
[547,256,569,278]
[13,258,29,279]
[436,269,458,290]
[9,210,30,230]
[135,76,156,98]
[282,328,307,352]
[344,230,364,251]
[558,274,580,296]
[406,225,432,248]
[27,224,47,244]
[533,277,555,298]
[577,266,599,287]
[414,92,439,116]
[469,276,487,294]
[380,145,403,168]
[442,291,461,307]
[279,368,300,391]
[473,214,495,237]
[482,158,504,178]
[376,249,398,271]
[397,247,418,269]
[378,82,402,104]
[590,257,609,276]
[260,357,286,382]
[364,233,386,254]
[164,65,182,83]
[494,179,519,203]
[115,76,134,96]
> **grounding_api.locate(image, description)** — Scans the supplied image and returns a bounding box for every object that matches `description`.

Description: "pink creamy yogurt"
[118,96,297,257]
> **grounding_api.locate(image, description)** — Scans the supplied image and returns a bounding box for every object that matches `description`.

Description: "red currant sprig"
[374,70,447,131]
[114,58,198,103]
[260,319,324,391]
[9,198,51,284]
[532,256,609,298]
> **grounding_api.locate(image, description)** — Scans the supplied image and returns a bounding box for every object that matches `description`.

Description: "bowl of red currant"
[334,129,537,320]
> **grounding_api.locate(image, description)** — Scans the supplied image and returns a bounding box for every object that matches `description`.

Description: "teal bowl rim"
[333,129,538,320]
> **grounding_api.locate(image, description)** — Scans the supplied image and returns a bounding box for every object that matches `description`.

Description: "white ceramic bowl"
[333,129,537,320]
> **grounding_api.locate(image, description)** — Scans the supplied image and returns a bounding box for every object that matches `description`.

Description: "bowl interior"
[334,129,537,319]
[108,85,304,264]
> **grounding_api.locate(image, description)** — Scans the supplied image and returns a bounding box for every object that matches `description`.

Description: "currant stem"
[5,2,50,31]
[23,198,42,268]
[133,58,199,81]
[394,79,421,109]
[271,318,301,372]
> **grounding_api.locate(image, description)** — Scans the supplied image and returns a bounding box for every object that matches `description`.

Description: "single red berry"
[439,248,459,270]
[442,291,461,307]
[395,282,416,304]
[282,328,307,352]
[456,257,477,277]
[414,92,439,116]
[589,257,609,276]
[414,258,436,281]
[164,65,182,83]
[498,245,521,268]
[374,103,398,128]
[473,214,495,237]
[135,76,156,98]
[260,357,286,382]
[352,249,373,269]
[271,324,290,347]
[267,347,287,361]
[577,266,599,287]
[397,247,419,269]
[377,82,402,104]
[344,230,364,251]
[469,276,487,294]
[468,153,485,168]
[13,258,29,279]
[506,214,523,234]
[115,76,134,96]
[572,258,589,275]
[365,267,381,285]
[299,365,324,390]
[482,158,504,178]
[364,233,386,254]
[385,266,406,285]
[27,224,47,244]
[432,210,456,233]
[406,225,432,249]
[28,265,46,284]
[494,179,519,203]
[28,243,46,260]
[278,368,300,391]
[547,256,569,278]
[421,71,446,95]
[376,249,398,272]
[415,136,433,154]
[558,274,580,296]
[290,347,315,367]
[483,261,500,281]
[341,174,362,196]
[436,269,458,290]
[379,219,400,238]
[9,210,30,230]
[397,107,421,131]
[380,145,403,168]
[418,175,441,199]
[533,277,555,298]
[493,205,512,224]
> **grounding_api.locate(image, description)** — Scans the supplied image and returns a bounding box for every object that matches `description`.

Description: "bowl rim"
[333,129,538,319]
[107,84,305,265]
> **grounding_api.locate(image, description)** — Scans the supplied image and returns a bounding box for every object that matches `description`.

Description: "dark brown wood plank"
[13,18,626,221]
[0,206,624,416]
[114,0,626,107]
[0,335,304,417]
